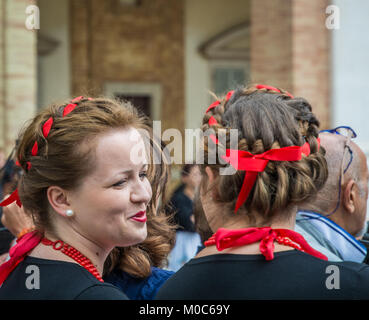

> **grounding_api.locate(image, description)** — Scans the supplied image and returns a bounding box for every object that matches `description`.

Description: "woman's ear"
[46,186,72,218]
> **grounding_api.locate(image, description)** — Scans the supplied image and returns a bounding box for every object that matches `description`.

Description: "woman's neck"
[210,208,296,232]
[196,207,298,258]
[29,228,111,276]
[222,217,296,231]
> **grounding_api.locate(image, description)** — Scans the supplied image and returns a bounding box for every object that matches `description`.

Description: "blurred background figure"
[166,164,202,271]
[0,147,22,264]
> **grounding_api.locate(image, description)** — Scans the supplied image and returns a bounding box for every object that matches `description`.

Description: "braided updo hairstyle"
[201,85,328,224]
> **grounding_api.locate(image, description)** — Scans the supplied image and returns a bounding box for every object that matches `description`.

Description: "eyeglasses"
[320,126,357,174]
[319,126,357,217]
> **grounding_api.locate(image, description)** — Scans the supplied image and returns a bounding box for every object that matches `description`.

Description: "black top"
[166,185,195,232]
[155,250,369,300]
[0,229,14,255]
[0,256,128,300]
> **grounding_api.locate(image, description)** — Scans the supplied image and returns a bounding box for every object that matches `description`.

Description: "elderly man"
[296,127,369,262]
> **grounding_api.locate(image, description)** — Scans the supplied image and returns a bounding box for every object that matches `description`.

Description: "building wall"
[331,0,369,154]
[38,0,70,109]
[250,0,293,91]
[292,0,330,130]
[70,0,185,134]
[250,0,330,130]
[184,0,250,131]
[0,0,37,154]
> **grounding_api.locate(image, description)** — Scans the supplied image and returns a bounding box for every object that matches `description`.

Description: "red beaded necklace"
[41,237,104,282]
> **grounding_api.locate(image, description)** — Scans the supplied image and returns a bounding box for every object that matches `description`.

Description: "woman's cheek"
[146,181,153,203]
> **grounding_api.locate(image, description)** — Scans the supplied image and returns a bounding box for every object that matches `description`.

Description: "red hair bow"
[221,143,314,212]
[205,86,320,213]
[209,136,320,213]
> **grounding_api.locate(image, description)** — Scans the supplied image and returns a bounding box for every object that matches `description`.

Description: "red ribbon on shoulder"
[204,227,327,261]
[0,231,42,285]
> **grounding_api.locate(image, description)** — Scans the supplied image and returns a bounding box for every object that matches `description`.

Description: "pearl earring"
[66,209,74,217]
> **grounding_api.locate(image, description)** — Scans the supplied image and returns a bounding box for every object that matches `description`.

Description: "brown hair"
[16,97,175,278]
[17,97,147,232]
[201,85,328,224]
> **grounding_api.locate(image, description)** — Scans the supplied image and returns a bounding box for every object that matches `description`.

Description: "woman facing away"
[0,96,159,299]
[156,84,369,300]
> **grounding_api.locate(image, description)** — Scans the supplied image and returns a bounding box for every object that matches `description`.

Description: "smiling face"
[66,128,152,249]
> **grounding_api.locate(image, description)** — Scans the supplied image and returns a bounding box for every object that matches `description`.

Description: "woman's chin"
[116,227,148,247]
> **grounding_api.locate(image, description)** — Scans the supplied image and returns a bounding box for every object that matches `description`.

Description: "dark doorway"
[115,94,151,118]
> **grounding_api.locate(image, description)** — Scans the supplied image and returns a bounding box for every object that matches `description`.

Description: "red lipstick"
[130,211,147,223]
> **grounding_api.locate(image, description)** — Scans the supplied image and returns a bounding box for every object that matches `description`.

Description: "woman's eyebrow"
[117,164,148,175]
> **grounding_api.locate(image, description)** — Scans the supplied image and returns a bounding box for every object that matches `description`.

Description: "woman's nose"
[130,179,152,205]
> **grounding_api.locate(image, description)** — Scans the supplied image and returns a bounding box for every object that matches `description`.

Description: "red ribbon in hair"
[207,132,320,212]
[222,142,318,212]
[206,90,234,127]
[42,117,54,137]
[0,231,42,285]
[0,189,22,208]
[204,227,327,261]
[63,103,77,117]
[0,97,91,209]
[205,85,320,213]
[206,90,234,114]
[206,85,293,128]
[255,84,294,98]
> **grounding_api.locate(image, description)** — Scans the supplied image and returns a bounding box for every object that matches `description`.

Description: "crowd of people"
[0,85,369,300]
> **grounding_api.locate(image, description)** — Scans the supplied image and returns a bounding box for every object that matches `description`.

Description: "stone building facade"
[0,0,37,154]
[0,0,335,157]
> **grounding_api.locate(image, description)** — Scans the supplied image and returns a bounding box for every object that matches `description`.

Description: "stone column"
[0,0,37,154]
[250,0,330,129]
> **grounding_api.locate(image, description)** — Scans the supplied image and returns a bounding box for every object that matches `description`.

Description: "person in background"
[165,164,202,271]
[296,129,369,263]
[156,84,369,300]
[0,149,22,264]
